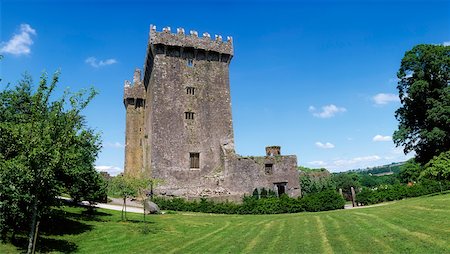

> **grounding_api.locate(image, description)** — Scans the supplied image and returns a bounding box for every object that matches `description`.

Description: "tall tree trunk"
[124,198,127,220]
[31,221,40,254]
[122,197,125,221]
[27,197,38,254]
[143,199,146,222]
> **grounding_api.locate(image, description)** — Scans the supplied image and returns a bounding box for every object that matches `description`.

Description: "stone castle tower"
[124,69,146,176]
[124,25,300,200]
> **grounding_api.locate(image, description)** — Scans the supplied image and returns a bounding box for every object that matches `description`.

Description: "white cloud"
[373,135,392,142]
[315,142,335,149]
[391,146,404,155]
[306,155,383,172]
[0,24,36,55]
[85,57,118,68]
[309,104,346,118]
[308,160,327,167]
[95,165,123,176]
[333,155,381,167]
[373,93,399,105]
[443,41,450,46]
[104,142,124,148]
[306,146,416,172]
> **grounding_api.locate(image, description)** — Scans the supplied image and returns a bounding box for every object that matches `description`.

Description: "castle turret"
[266,146,281,156]
[123,68,146,176]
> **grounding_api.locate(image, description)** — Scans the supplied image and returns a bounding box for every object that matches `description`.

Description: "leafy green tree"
[332,173,360,200]
[108,174,154,221]
[109,175,137,221]
[421,150,450,182]
[0,72,101,253]
[134,173,157,221]
[394,44,450,164]
[298,167,335,196]
[399,158,422,183]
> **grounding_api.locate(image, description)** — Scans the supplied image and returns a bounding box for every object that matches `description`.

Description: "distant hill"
[347,162,405,176]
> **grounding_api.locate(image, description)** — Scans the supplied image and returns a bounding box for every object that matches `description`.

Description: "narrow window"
[187,59,193,67]
[185,112,195,120]
[265,164,273,175]
[190,153,200,168]
[186,87,195,95]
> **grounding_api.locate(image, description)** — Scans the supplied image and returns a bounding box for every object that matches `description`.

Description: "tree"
[109,175,139,220]
[332,173,360,200]
[421,150,450,182]
[394,44,450,164]
[134,173,156,222]
[0,71,102,253]
[108,173,157,221]
[399,158,422,183]
[298,167,335,195]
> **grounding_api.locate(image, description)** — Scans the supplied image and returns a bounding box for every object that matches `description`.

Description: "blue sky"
[1,0,449,175]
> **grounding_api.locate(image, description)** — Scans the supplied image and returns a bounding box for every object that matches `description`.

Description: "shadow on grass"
[117,219,162,235]
[427,190,450,197]
[7,206,109,253]
[11,236,78,253]
[62,203,113,222]
[125,219,156,224]
[40,214,94,236]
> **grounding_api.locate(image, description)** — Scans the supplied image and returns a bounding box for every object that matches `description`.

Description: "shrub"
[301,190,345,212]
[356,180,450,205]
[153,190,345,215]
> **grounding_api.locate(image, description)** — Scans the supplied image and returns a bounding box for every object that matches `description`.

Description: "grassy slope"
[2,193,450,254]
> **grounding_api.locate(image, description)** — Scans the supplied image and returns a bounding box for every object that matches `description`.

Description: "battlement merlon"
[148,25,234,56]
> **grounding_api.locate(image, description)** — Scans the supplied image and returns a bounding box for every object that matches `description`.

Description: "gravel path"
[95,203,144,214]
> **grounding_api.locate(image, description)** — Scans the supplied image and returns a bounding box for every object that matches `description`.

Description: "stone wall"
[123,69,146,176]
[224,154,300,198]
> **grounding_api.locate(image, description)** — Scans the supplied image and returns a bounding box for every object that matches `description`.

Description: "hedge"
[153,190,345,214]
[356,180,450,205]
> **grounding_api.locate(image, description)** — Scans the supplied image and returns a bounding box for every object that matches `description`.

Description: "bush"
[301,190,345,212]
[356,180,450,205]
[152,190,345,215]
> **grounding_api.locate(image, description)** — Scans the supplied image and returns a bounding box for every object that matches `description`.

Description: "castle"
[123,25,300,201]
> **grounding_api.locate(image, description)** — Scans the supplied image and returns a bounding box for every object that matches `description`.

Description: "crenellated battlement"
[148,24,233,56]
[123,68,146,107]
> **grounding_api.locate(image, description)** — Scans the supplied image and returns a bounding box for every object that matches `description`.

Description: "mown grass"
[2,193,450,253]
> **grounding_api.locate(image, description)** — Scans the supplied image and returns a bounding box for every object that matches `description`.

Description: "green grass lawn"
[2,193,450,254]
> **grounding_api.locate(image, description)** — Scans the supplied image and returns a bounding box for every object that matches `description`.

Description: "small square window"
[186,87,195,95]
[265,164,273,175]
[187,59,193,67]
[185,112,195,120]
[190,153,200,168]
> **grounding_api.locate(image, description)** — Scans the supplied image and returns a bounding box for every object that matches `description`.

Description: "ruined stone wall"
[222,154,300,200]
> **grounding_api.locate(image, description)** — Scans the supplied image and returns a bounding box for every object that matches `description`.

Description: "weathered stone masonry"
[124,25,300,201]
